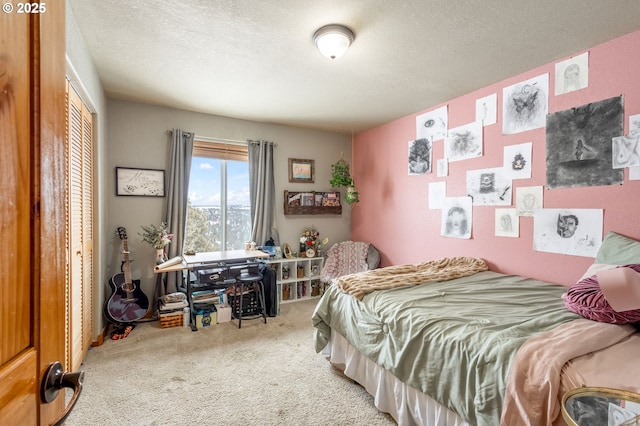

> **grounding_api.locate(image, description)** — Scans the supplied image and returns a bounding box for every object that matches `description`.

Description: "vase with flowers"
[140,222,173,264]
[300,226,329,257]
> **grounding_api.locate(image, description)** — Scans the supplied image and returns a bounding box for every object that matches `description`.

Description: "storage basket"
[228,290,259,317]
[160,312,183,328]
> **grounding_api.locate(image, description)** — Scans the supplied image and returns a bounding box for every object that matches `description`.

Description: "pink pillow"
[564,264,640,324]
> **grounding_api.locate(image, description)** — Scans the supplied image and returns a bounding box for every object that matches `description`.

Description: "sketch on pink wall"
[503,142,532,179]
[475,93,497,126]
[408,138,432,175]
[612,135,640,168]
[554,52,589,95]
[495,208,519,238]
[630,114,640,136]
[502,73,549,135]
[441,197,472,239]
[515,186,543,217]
[416,105,448,141]
[533,209,602,257]
[546,96,624,189]
[466,167,512,206]
[445,121,483,162]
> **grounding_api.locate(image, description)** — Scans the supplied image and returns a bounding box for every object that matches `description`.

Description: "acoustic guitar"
[104,227,149,324]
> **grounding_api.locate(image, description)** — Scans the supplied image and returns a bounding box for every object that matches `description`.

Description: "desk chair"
[228,263,267,329]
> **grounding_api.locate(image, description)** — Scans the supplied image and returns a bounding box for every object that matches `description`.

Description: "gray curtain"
[164,129,194,293]
[248,139,279,246]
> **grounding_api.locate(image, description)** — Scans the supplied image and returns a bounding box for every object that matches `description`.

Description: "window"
[183,141,251,252]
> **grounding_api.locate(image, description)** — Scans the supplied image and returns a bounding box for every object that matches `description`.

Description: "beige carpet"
[65,299,396,425]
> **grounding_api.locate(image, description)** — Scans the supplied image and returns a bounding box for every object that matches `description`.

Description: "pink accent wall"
[351,30,640,286]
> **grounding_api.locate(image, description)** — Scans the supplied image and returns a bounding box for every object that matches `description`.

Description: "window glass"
[184,145,251,252]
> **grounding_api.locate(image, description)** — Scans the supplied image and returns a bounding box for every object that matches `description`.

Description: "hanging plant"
[330,154,359,204]
[329,156,353,188]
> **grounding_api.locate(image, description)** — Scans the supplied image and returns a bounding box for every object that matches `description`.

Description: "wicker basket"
[160,312,183,328]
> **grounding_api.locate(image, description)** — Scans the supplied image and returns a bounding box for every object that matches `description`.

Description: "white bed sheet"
[323,330,471,426]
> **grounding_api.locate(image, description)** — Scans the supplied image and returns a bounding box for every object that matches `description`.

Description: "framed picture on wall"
[115,167,165,197]
[288,158,315,183]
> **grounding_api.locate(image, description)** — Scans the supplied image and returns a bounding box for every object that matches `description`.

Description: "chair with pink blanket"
[320,240,380,286]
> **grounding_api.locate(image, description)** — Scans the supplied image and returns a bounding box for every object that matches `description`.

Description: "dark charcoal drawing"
[546,96,624,189]
[408,138,431,175]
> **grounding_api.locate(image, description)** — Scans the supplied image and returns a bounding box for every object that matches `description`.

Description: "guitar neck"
[121,239,134,294]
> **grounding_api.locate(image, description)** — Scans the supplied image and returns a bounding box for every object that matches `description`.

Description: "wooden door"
[0,4,70,425]
[66,81,94,372]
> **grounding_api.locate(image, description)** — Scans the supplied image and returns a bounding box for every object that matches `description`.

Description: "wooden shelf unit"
[284,190,342,215]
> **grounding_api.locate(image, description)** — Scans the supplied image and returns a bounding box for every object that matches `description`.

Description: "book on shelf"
[322,191,341,206]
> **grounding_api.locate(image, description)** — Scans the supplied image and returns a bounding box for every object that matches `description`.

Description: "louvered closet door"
[66,81,94,371]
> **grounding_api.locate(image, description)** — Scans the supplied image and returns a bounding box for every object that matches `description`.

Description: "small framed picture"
[288,158,315,183]
[115,167,165,197]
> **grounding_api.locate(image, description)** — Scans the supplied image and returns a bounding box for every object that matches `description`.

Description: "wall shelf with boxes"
[261,257,324,314]
[284,190,341,215]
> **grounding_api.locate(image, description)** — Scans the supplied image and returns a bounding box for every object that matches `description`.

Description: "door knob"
[40,361,85,426]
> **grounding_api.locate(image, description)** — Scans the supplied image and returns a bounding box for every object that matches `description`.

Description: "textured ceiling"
[67,0,640,134]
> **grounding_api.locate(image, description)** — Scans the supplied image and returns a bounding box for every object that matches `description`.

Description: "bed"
[312,240,640,426]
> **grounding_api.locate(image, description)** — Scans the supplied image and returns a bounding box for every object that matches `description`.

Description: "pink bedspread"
[501,319,637,425]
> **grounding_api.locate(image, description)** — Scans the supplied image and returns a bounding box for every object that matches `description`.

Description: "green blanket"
[312,270,579,426]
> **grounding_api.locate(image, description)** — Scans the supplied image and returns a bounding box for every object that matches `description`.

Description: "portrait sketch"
[554,52,588,95]
[466,167,512,206]
[445,121,483,162]
[495,208,519,238]
[533,208,603,258]
[476,93,497,126]
[408,138,432,175]
[546,96,624,189]
[416,106,448,141]
[612,135,640,168]
[503,142,532,179]
[516,186,543,217]
[502,74,549,135]
[441,197,472,239]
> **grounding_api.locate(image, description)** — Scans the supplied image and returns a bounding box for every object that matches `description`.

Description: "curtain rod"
[166,131,277,146]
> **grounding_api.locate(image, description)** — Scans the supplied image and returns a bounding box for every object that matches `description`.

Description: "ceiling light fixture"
[313,24,355,60]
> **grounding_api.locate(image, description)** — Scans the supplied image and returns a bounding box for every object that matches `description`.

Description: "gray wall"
[106,99,353,302]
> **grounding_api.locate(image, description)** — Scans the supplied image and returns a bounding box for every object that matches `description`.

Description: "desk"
[154,250,270,329]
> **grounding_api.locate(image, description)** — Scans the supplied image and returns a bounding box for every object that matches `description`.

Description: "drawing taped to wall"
[554,52,589,95]
[630,114,640,136]
[441,197,472,239]
[466,167,512,206]
[416,106,448,141]
[503,142,532,179]
[502,74,549,135]
[445,121,483,162]
[475,93,497,126]
[495,208,519,238]
[515,186,543,217]
[436,158,448,177]
[428,181,446,210]
[612,135,640,168]
[533,208,602,258]
[546,96,624,189]
[408,138,432,175]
